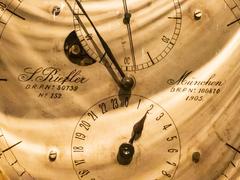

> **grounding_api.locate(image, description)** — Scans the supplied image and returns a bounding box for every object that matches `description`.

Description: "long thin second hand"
[75,0,126,79]
[64,0,102,57]
[122,0,136,72]
[65,1,133,88]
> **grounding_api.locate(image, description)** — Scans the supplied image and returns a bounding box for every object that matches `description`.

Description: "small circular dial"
[73,0,182,71]
[71,94,181,180]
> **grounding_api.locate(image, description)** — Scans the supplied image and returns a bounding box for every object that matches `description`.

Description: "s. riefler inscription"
[168,71,224,102]
[18,67,88,99]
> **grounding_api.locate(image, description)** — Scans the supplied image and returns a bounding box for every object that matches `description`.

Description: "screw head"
[117,143,135,165]
[69,44,81,55]
[52,6,61,16]
[192,151,201,163]
[121,76,135,90]
[194,9,202,20]
[49,150,58,162]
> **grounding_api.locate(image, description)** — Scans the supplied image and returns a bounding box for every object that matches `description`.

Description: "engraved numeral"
[156,112,164,121]
[78,170,90,178]
[99,103,107,114]
[163,124,172,130]
[74,159,85,166]
[121,97,129,107]
[166,136,177,141]
[87,111,98,121]
[79,120,91,131]
[162,35,170,43]
[0,2,6,11]
[166,161,177,166]
[137,99,142,109]
[111,98,119,109]
[162,170,171,178]
[75,132,86,140]
[168,148,178,153]
[73,146,84,152]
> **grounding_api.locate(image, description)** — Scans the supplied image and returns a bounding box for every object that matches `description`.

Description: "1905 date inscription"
[167,71,224,102]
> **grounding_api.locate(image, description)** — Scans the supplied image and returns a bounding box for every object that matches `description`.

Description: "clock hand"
[67,0,135,90]
[64,0,102,58]
[122,0,136,72]
[65,1,134,90]
[75,0,126,79]
[117,104,153,165]
[129,104,153,144]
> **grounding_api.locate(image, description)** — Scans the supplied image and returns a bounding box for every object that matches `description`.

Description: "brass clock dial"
[0,0,239,180]
[71,0,182,71]
[71,95,180,180]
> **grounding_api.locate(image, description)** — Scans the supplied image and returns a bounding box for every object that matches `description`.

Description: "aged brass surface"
[0,0,239,179]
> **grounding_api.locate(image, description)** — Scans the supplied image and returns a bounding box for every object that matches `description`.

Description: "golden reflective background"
[0,0,239,179]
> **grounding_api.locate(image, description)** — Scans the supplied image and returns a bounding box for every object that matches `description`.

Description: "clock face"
[71,95,181,180]
[0,0,239,180]
[72,0,182,71]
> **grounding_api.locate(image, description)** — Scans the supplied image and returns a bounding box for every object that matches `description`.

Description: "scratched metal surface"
[0,0,239,179]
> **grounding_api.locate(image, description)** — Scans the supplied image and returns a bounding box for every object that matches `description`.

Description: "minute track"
[73,0,182,72]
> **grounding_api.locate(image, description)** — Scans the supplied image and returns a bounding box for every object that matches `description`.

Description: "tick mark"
[137,99,141,109]
[231,161,236,167]
[0,21,6,25]
[227,18,240,26]
[222,173,229,179]
[73,13,84,16]
[2,141,22,153]
[7,8,25,20]
[0,78,7,82]
[147,52,155,64]
[226,143,240,154]
[168,16,182,19]
[10,160,18,166]
[20,170,26,176]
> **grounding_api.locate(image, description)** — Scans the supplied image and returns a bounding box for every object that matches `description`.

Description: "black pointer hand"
[117,104,154,165]
[65,1,128,90]
[122,0,136,72]
[129,104,153,144]
[75,0,126,79]
[117,104,153,165]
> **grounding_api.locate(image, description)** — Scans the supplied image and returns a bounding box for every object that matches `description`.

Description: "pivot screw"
[49,149,58,162]
[117,143,135,165]
[192,151,201,163]
[121,76,135,90]
[69,44,81,55]
[52,6,61,16]
[194,9,202,20]
[123,13,131,24]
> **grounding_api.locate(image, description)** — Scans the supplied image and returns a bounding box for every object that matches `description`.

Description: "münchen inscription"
[168,71,224,102]
[167,71,224,87]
